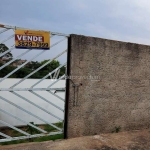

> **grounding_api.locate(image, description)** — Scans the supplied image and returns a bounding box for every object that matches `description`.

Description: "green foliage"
[60,66,66,77]
[1,134,63,145]
[44,122,63,132]
[26,122,40,135]
[33,134,63,142]
[27,61,41,70]
[0,44,65,78]
[0,122,64,145]
[0,139,28,145]
[38,60,60,78]
[0,60,66,78]
[41,59,60,71]
[0,44,12,58]
[112,126,121,133]
[0,63,15,77]
[12,129,24,137]
[55,122,63,128]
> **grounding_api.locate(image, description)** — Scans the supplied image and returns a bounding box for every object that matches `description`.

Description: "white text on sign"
[15,35,44,42]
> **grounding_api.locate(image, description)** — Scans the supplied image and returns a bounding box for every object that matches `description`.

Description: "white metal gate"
[0,24,69,142]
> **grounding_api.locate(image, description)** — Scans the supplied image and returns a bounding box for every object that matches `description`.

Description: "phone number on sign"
[18,41,49,48]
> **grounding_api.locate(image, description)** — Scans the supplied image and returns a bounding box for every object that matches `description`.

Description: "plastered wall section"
[66,34,150,138]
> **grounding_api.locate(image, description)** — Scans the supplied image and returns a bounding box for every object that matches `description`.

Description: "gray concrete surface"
[66,35,150,138]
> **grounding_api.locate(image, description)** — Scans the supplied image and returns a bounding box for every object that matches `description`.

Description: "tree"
[60,66,66,76]
[27,61,41,70]
[14,67,31,78]
[0,62,16,78]
[0,43,13,58]
[0,58,66,78]
[29,60,66,79]
[40,59,60,71]
[39,60,60,78]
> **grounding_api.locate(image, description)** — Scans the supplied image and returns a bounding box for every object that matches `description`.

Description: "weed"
[0,122,63,145]
[26,122,40,135]
[112,126,121,133]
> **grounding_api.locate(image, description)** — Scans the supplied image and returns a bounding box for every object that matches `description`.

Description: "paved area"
[1,129,150,150]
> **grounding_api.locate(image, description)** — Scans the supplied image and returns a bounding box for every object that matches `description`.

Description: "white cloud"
[1,0,150,46]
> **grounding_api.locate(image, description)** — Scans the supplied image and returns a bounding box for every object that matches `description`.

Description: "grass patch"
[1,134,64,145]
[33,134,64,142]
[0,139,28,145]
[44,122,63,132]
[112,126,121,133]
[0,122,64,145]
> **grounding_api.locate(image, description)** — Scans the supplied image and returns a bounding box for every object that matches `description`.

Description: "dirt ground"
[1,129,150,150]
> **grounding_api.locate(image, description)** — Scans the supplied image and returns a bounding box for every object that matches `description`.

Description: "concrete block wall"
[66,34,150,138]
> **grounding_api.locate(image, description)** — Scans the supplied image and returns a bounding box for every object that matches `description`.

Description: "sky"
[1,0,150,62]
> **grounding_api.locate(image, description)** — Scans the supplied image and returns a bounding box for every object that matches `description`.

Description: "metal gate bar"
[0,109,47,133]
[12,92,63,121]
[0,23,69,142]
[1,35,14,44]
[30,91,63,111]
[48,75,65,88]
[0,88,65,91]
[0,49,31,70]
[0,38,66,84]
[0,47,15,58]
[0,120,30,136]
[0,95,62,131]
[0,28,10,34]
[0,132,11,139]
[48,90,65,102]
[0,131,63,143]
[11,50,67,88]
[31,62,66,88]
